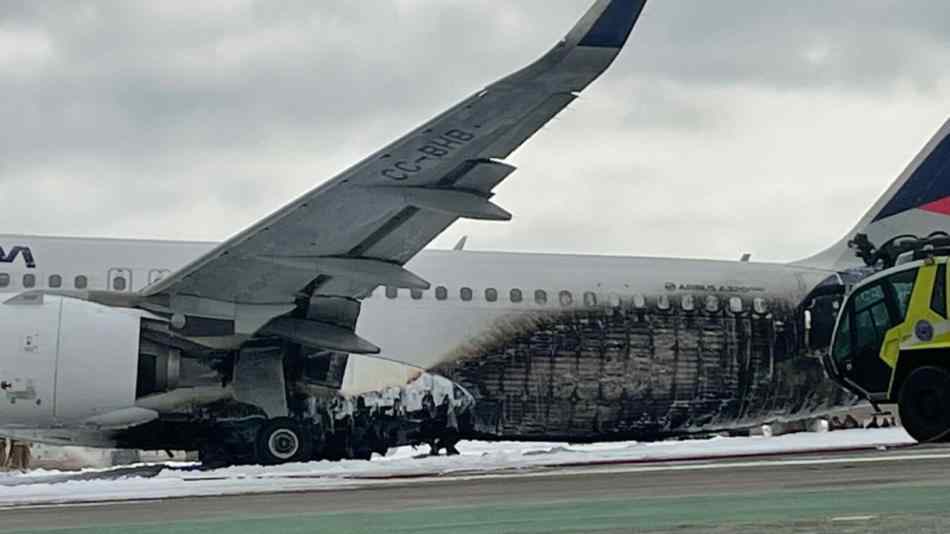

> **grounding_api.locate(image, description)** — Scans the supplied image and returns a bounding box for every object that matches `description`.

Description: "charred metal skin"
[431,293,860,442]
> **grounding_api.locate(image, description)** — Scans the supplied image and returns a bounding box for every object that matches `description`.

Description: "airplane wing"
[140,0,647,351]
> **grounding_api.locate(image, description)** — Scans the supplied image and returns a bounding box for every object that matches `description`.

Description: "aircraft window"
[559,290,574,307]
[113,276,127,291]
[729,297,743,313]
[682,294,695,312]
[583,292,597,307]
[657,295,671,311]
[460,287,473,302]
[534,290,548,305]
[435,286,448,301]
[74,275,88,289]
[49,275,62,289]
[932,264,947,318]
[410,288,423,300]
[705,295,720,312]
[753,297,768,315]
[485,288,498,302]
[385,286,398,299]
[0,274,8,288]
[23,274,35,288]
[632,294,646,309]
[510,289,523,303]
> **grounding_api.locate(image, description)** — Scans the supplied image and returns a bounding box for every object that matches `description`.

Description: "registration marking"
[381,129,476,181]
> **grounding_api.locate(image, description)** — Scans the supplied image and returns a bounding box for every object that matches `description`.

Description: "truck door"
[878,268,919,370]
[843,282,899,396]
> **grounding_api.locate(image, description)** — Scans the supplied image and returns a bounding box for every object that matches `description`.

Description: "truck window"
[883,268,916,321]
[831,310,851,364]
[932,263,947,318]
[852,284,892,352]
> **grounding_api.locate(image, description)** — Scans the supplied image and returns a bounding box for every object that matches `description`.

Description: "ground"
[1,442,949,533]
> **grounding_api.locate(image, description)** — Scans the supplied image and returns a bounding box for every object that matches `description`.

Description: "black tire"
[254,418,313,465]
[898,366,950,443]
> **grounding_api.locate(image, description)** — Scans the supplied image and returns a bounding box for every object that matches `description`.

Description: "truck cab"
[825,256,950,442]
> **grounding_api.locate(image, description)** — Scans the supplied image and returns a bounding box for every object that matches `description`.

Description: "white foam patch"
[0,428,913,507]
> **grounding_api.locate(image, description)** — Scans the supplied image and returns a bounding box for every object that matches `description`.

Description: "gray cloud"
[0,0,948,261]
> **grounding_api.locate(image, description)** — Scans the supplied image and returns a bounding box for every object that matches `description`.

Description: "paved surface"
[3,446,950,533]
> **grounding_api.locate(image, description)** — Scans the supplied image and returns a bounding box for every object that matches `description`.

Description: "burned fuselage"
[347,251,864,445]
[431,293,857,442]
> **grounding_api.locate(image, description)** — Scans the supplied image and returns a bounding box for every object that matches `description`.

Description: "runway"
[2,444,950,533]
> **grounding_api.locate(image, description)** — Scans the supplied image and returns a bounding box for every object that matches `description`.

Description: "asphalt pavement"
[2,445,950,533]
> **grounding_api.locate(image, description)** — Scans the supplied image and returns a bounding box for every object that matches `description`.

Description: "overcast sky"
[1,1,949,262]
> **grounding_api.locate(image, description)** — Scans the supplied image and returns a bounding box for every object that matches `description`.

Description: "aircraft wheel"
[255,418,313,465]
[898,366,950,443]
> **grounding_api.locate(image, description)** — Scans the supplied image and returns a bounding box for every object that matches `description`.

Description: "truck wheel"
[255,418,313,465]
[898,366,950,443]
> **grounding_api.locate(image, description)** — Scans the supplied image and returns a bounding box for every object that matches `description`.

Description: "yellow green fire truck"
[825,239,950,442]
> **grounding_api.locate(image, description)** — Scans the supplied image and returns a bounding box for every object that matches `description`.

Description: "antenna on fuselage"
[453,235,469,251]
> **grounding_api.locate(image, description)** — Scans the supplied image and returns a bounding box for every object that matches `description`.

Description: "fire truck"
[825,233,950,442]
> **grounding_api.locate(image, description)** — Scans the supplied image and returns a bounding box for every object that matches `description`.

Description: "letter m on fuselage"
[0,246,36,269]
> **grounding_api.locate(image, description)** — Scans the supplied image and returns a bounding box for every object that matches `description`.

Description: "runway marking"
[507,451,950,480]
[831,515,876,522]
[0,499,163,511]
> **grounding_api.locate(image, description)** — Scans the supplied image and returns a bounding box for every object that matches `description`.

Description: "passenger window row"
[382,286,601,307]
[379,286,771,313]
[0,274,91,290]
[0,270,165,292]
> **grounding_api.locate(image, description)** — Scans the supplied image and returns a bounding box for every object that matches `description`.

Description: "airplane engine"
[0,295,141,425]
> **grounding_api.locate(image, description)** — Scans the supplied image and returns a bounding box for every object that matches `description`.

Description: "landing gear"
[254,418,313,465]
[898,366,950,443]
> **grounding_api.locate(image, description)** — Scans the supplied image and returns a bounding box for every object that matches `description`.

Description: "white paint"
[0,297,141,430]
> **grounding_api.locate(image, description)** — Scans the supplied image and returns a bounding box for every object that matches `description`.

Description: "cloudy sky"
[1,0,948,262]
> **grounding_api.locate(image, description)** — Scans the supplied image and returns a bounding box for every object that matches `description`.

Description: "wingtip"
[576,0,648,49]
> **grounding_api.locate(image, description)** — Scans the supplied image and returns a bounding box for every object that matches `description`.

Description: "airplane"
[0,0,948,467]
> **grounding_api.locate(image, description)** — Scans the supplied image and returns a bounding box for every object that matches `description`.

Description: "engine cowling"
[0,295,141,425]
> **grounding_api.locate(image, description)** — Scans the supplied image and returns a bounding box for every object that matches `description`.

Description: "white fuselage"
[0,233,837,401]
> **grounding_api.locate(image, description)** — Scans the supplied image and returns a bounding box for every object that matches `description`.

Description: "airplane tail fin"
[795,117,950,271]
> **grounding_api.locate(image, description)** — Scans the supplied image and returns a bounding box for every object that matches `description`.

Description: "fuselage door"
[107,268,134,292]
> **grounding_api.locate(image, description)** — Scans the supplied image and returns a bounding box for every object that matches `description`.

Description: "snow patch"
[0,428,914,507]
